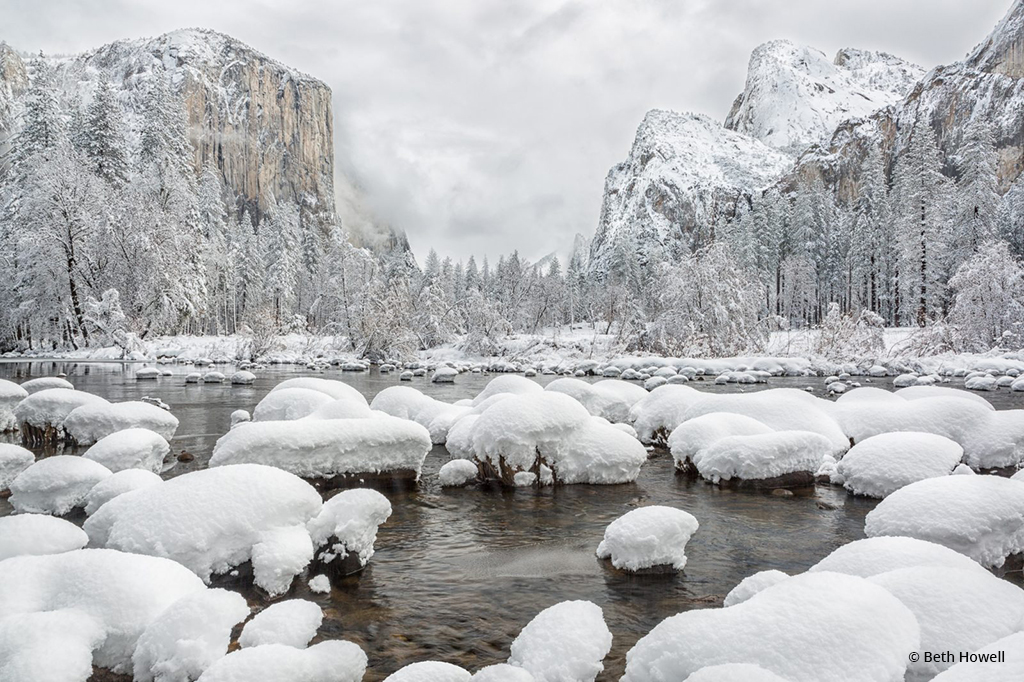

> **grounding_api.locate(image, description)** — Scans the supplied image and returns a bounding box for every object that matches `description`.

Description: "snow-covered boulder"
[667,412,774,472]
[0,514,89,560]
[722,570,789,607]
[230,370,256,385]
[545,378,648,423]
[238,599,323,649]
[892,373,918,388]
[0,442,34,489]
[466,393,646,485]
[195,641,367,682]
[84,464,323,595]
[306,488,392,581]
[210,416,432,482]
[630,385,705,445]
[621,572,919,682]
[471,664,537,681]
[439,459,479,487]
[14,388,109,444]
[930,631,1024,681]
[135,367,160,380]
[83,469,164,516]
[63,400,179,445]
[371,386,467,443]
[132,588,250,682]
[384,661,471,682]
[965,374,998,391]
[868,566,1024,677]
[0,378,28,431]
[432,367,458,383]
[681,389,848,454]
[471,375,543,406]
[202,371,226,384]
[271,377,367,404]
[809,536,989,577]
[508,600,612,682]
[9,455,112,515]
[596,506,699,571]
[21,376,74,393]
[0,548,208,676]
[864,475,1024,567]
[833,394,993,447]
[82,428,171,474]
[836,432,964,498]
[252,387,336,421]
[683,664,791,681]
[692,431,832,487]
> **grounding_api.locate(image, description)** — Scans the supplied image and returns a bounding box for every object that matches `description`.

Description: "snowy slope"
[725,40,923,156]
[590,110,791,268]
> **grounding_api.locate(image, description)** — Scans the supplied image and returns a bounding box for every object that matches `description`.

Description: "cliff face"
[69,28,335,223]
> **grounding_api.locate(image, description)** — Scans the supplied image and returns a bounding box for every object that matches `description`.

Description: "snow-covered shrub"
[814,304,885,360]
[948,240,1024,351]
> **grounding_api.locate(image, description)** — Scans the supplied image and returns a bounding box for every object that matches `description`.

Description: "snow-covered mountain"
[725,41,922,156]
[1,29,335,224]
[592,0,1024,275]
[590,110,791,269]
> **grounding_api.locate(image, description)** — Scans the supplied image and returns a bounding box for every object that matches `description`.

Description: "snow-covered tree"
[948,240,1024,351]
[952,119,1000,270]
[79,80,129,187]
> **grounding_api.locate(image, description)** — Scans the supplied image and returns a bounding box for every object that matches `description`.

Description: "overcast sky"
[4,0,1013,263]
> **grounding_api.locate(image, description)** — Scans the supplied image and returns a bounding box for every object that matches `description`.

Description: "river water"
[1,361,1021,680]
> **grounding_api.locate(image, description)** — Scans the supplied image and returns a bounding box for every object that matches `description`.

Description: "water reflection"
[1,361,1021,680]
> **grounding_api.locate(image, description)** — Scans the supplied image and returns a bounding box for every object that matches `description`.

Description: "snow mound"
[230,370,256,385]
[82,428,171,473]
[0,443,34,489]
[545,378,648,423]
[307,488,392,567]
[371,386,467,443]
[894,385,995,409]
[837,432,964,498]
[384,661,471,682]
[868,566,1024,677]
[682,390,847,454]
[195,641,367,682]
[694,431,831,485]
[63,400,179,445]
[683,663,792,682]
[253,387,336,421]
[930,631,1024,681]
[0,514,88,560]
[239,600,323,649]
[210,417,432,479]
[668,413,774,470]
[809,536,988,577]
[0,608,102,682]
[10,455,112,515]
[722,569,789,607]
[0,379,28,431]
[270,377,367,404]
[508,600,612,682]
[471,375,543,406]
[432,367,458,383]
[864,475,1024,567]
[596,506,699,571]
[630,385,705,445]
[84,469,163,515]
[13,388,109,435]
[0,548,207,675]
[621,571,919,682]
[21,376,74,393]
[85,464,324,595]
[471,664,537,681]
[132,588,250,682]
[439,459,479,487]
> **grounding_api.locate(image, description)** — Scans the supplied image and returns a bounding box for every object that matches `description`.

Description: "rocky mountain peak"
[725,39,922,156]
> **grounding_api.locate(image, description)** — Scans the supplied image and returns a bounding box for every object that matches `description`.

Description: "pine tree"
[893,118,954,325]
[13,55,66,171]
[953,119,1000,269]
[80,80,129,186]
[263,200,300,325]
